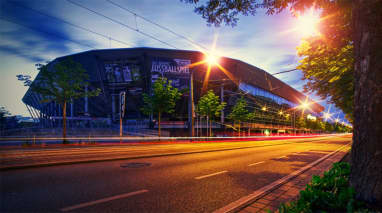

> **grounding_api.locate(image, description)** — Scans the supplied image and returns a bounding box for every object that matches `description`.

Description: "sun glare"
[205,53,219,66]
[296,8,320,37]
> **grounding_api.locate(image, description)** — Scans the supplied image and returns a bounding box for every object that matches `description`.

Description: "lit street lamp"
[189,52,220,138]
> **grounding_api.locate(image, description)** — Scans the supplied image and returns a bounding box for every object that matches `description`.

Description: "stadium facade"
[22,47,324,135]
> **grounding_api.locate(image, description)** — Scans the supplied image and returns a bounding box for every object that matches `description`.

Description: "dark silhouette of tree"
[18,58,101,143]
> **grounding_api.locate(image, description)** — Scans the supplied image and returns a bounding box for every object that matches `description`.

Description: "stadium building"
[22,47,324,136]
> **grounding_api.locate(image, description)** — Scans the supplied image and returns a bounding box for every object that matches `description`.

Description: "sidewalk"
[237,145,351,213]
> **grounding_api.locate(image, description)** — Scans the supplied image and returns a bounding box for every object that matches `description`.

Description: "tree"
[0,106,10,136]
[18,58,101,143]
[227,97,249,136]
[197,90,226,136]
[184,0,382,205]
[296,116,306,130]
[296,1,354,122]
[141,78,181,138]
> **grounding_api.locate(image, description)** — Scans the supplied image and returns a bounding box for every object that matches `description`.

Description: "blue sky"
[0,0,347,122]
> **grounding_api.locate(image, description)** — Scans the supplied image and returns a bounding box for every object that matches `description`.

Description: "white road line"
[195,171,228,180]
[214,143,351,213]
[248,161,265,167]
[60,189,148,212]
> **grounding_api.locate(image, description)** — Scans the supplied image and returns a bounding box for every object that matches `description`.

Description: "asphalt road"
[0,135,351,213]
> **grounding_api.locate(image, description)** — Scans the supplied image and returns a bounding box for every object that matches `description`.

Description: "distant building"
[22,47,323,135]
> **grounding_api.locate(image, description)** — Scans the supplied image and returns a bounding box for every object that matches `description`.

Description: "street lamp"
[323,112,332,121]
[206,53,219,66]
[189,52,221,138]
[292,99,312,135]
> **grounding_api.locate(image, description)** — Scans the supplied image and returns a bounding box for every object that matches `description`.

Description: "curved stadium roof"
[23,47,324,113]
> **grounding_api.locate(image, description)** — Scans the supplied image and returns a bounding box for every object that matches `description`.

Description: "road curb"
[213,143,351,213]
[0,138,336,171]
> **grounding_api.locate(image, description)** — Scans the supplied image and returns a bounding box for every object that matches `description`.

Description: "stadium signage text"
[151,59,191,75]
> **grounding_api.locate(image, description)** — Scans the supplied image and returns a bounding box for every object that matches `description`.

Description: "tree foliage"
[141,77,181,137]
[18,58,101,142]
[297,0,353,122]
[29,59,101,104]
[183,0,345,27]
[197,90,226,119]
[228,97,249,136]
[0,106,11,135]
[228,97,249,122]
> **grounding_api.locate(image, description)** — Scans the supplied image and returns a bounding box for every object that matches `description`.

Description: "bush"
[276,162,369,213]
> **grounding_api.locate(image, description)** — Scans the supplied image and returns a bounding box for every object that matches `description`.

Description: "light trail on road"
[0,135,352,212]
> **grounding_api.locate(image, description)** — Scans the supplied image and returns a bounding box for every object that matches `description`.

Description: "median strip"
[195,170,228,180]
[60,189,148,212]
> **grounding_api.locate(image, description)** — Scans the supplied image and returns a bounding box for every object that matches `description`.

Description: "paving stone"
[252,202,268,209]
[283,191,299,198]
[256,198,272,205]
[242,206,262,213]
[240,150,350,213]
[262,195,279,201]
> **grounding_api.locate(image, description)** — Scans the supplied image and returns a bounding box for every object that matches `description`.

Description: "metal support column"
[188,71,194,138]
[220,84,224,124]
[84,85,88,115]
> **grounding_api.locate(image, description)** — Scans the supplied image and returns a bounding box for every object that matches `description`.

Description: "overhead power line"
[105,0,209,51]
[272,68,298,75]
[0,17,95,49]
[7,1,132,48]
[66,0,178,49]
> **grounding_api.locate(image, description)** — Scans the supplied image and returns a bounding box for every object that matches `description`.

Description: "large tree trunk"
[62,101,67,144]
[351,0,382,205]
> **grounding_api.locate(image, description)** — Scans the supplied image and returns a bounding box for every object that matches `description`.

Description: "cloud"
[272,54,299,67]
[0,45,46,62]
[0,0,97,62]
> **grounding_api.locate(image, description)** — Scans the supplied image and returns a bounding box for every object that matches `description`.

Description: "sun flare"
[296,8,320,37]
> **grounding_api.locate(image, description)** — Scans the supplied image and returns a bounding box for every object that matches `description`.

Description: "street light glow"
[323,112,332,121]
[205,53,219,66]
[262,106,267,111]
[278,110,283,115]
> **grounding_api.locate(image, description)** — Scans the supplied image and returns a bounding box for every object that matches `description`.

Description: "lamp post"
[188,52,220,138]
[189,70,195,138]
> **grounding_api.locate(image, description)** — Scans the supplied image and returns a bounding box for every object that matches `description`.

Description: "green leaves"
[297,38,354,122]
[141,77,181,116]
[276,162,369,213]
[29,58,101,105]
[197,90,226,119]
[227,97,249,122]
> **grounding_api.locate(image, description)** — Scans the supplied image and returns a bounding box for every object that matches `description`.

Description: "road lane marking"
[60,189,148,212]
[214,143,351,213]
[195,171,227,180]
[277,156,286,159]
[248,161,265,167]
